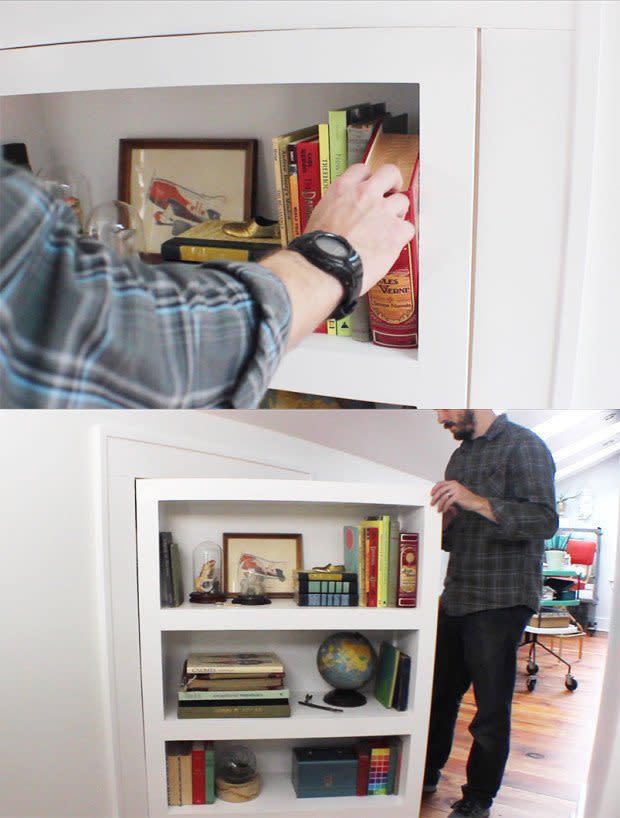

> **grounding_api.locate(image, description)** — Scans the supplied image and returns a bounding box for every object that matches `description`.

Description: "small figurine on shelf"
[232,552,286,605]
[189,540,227,603]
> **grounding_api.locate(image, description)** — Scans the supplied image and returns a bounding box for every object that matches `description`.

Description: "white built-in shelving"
[136,477,441,818]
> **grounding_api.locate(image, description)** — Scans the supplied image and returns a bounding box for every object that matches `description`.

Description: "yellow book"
[318,122,331,195]
[272,125,317,245]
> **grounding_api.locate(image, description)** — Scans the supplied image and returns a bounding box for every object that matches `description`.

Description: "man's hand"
[305,162,415,295]
[431,480,498,523]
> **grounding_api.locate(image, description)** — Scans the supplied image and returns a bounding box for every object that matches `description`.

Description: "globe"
[317,631,377,708]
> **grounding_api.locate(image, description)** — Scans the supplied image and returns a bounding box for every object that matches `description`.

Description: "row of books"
[374,641,411,711]
[293,568,359,606]
[166,740,215,806]
[344,519,419,608]
[273,101,419,347]
[178,652,291,718]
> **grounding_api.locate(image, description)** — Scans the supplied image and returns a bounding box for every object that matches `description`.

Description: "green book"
[170,540,184,607]
[374,641,400,708]
[205,740,215,804]
[178,702,291,718]
[178,688,290,701]
[328,102,371,181]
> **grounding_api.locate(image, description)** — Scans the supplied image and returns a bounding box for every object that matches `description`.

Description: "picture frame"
[118,138,257,255]
[223,533,303,598]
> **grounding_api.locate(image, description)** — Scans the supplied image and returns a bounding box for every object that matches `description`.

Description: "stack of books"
[178,652,291,718]
[343,519,419,608]
[294,568,359,606]
[166,740,215,806]
[354,736,403,796]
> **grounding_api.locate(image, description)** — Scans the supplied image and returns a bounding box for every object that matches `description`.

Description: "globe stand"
[323,689,367,708]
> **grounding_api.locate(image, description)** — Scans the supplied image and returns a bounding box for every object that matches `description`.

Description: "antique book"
[328,102,372,180]
[191,741,206,805]
[364,126,419,348]
[392,651,411,711]
[179,687,290,701]
[166,742,184,806]
[272,124,317,245]
[397,533,419,607]
[183,676,283,691]
[294,592,359,606]
[179,743,193,805]
[177,701,291,718]
[160,219,280,263]
[374,641,400,709]
[185,652,284,676]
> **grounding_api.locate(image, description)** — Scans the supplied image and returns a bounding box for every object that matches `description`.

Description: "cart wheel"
[526,678,537,692]
[527,662,539,675]
[565,675,578,691]
[587,627,596,637]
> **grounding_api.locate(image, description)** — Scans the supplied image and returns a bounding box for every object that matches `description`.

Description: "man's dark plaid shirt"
[0,160,291,408]
[442,413,559,616]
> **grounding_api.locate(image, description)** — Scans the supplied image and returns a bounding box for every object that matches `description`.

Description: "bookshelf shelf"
[163,694,414,742]
[166,771,406,816]
[136,477,441,817]
[159,600,424,632]
[1,24,475,406]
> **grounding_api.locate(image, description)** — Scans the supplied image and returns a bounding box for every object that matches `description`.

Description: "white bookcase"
[0,22,475,406]
[135,477,442,818]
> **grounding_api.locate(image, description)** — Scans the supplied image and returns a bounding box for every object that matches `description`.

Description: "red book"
[355,742,370,795]
[397,532,419,607]
[191,741,206,804]
[365,526,379,607]
[297,137,321,233]
[363,126,419,348]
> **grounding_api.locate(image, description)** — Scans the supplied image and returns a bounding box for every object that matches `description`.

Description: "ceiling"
[212,409,620,483]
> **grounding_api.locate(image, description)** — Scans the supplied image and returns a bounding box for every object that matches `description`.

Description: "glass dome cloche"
[37,162,92,230]
[189,540,226,603]
[85,200,146,258]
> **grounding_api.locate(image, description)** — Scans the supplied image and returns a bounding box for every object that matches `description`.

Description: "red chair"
[566,539,597,588]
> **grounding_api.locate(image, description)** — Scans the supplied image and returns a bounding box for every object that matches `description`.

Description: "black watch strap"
[288,230,363,320]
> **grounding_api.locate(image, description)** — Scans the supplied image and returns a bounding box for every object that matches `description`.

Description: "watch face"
[315,233,349,258]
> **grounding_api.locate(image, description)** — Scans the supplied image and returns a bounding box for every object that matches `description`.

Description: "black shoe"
[448,797,491,818]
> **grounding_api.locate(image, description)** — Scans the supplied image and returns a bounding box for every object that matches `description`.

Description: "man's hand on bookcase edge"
[261,163,414,349]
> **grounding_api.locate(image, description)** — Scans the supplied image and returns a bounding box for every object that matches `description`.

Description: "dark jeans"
[424,604,532,808]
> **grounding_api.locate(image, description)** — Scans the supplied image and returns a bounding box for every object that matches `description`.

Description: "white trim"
[92,424,311,817]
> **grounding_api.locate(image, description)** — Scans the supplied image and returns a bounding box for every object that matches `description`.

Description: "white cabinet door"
[471,28,574,406]
[0,26,476,406]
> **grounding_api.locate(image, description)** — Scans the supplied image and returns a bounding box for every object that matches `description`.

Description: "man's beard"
[444,410,476,440]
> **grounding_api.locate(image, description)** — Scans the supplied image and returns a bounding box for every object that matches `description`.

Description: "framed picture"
[223,533,303,598]
[118,138,257,254]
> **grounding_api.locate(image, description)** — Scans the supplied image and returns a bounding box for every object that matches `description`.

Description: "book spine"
[179,689,290,701]
[343,525,359,575]
[377,515,390,608]
[367,746,390,795]
[297,138,321,233]
[279,138,295,245]
[366,526,379,607]
[318,122,331,195]
[326,318,338,334]
[355,744,370,796]
[180,748,193,805]
[272,136,288,247]
[347,121,375,166]
[191,743,206,805]
[335,315,352,336]
[295,578,358,593]
[296,571,358,581]
[184,671,285,680]
[178,703,291,718]
[368,156,419,349]
[350,295,371,343]
[205,742,215,804]
[397,533,419,607]
[288,142,302,240]
[357,522,368,607]
[387,518,401,607]
[393,654,411,711]
[328,109,348,180]
[170,541,184,607]
[159,532,173,607]
[294,593,359,606]
[185,665,284,675]
[166,747,182,806]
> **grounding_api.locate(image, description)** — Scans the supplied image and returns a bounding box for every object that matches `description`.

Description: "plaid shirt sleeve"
[487,433,559,540]
[0,160,291,408]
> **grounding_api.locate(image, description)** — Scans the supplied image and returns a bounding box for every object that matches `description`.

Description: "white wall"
[556,453,620,630]
[0,410,414,818]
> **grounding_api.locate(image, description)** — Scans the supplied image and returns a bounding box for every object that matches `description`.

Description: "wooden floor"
[420,632,608,818]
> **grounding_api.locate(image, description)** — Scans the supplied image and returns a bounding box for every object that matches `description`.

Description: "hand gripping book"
[364,126,419,348]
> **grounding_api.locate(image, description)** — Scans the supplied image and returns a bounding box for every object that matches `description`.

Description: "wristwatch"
[287,230,364,320]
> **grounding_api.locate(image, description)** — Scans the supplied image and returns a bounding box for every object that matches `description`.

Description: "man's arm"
[0,160,412,407]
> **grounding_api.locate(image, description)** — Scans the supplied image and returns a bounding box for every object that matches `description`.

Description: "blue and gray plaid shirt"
[442,414,559,615]
[0,160,291,408]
